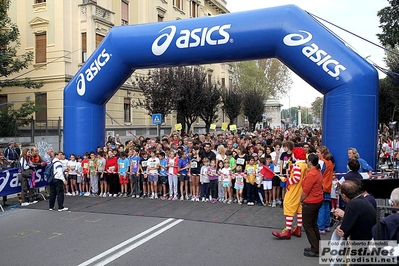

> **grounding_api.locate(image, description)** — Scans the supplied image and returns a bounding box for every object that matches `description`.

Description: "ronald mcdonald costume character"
[272,147,307,239]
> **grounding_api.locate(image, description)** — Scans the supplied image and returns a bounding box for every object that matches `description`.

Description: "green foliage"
[0,98,45,136]
[377,1,399,47]
[199,84,221,133]
[311,96,323,120]
[221,86,242,124]
[0,0,43,89]
[242,89,265,131]
[133,68,178,121]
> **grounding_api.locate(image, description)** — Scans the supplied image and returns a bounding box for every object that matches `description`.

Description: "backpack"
[44,162,55,184]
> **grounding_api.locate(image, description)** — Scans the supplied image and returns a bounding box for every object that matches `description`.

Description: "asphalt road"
[0,196,330,266]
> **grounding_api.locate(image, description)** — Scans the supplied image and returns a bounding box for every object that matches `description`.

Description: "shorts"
[263,180,272,190]
[234,184,244,190]
[83,174,90,183]
[272,175,280,187]
[129,172,138,180]
[98,172,106,181]
[160,175,168,185]
[280,180,287,188]
[69,174,77,181]
[223,181,231,188]
[141,173,148,182]
[148,174,158,182]
[119,175,129,184]
[179,175,189,182]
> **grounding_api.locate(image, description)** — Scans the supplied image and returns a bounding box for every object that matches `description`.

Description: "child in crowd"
[97,151,106,197]
[244,156,257,206]
[220,160,232,204]
[76,155,83,195]
[262,155,274,206]
[139,151,149,198]
[167,150,179,200]
[158,151,168,200]
[67,154,78,196]
[178,151,190,200]
[81,152,90,196]
[129,148,141,198]
[89,151,99,196]
[217,160,225,202]
[331,175,339,212]
[200,158,210,202]
[256,157,266,206]
[147,150,160,199]
[105,149,118,197]
[189,148,201,201]
[117,151,129,197]
[279,140,294,207]
[233,165,245,204]
[209,159,218,203]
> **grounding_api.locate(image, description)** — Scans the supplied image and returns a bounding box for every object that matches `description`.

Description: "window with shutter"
[124,98,131,123]
[82,33,87,62]
[35,93,47,121]
[35,33,46,63]
[121,1,129,25]
[96,34,104,47]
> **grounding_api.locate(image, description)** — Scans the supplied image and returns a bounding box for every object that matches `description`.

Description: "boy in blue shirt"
[158,152,168,200]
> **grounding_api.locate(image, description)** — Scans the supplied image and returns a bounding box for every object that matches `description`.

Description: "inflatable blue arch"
[64,4,378,174]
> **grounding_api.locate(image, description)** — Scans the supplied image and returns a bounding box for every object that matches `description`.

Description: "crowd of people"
[4,126,399,259]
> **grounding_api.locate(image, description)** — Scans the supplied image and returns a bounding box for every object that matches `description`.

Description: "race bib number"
[142,161,148,167]
[237,158,245,165]
[119,163,124,169]
[191,161,197,168]
[109,166,115,172]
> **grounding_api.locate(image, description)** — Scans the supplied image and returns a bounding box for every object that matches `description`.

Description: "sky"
[226,0,388,109]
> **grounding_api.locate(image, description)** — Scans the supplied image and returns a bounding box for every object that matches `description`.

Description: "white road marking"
[78,218,183,266]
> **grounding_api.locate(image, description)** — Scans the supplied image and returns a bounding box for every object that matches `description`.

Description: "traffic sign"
[152,113,162,125]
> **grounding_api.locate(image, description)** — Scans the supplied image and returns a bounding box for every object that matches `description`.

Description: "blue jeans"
[317,192,331,231]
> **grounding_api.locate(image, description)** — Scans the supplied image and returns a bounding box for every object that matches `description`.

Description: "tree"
[221,86,242,124]
[257,58,292,97]
[0,98,44,136]
[242,89,265,131]
[281,107,300,126]
[377,1,399,47]
[311,96,323,122]
[175,66,206,133]
[199,83,221,133]
[133,68,178,122]
[0,0,42,89]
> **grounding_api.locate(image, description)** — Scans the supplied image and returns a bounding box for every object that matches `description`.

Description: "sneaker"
[154,194,158,199]
[84,192,90,197]
[238,201,242,205]
[136,195,140,198]
[272,200,276,208]
[223,199,227,204]
[233,199,238,203]
[109,193,113,198]
[205,198,209,202]
[180,196,184,201]
[168,196,173,201]
[202,197,205,202]
[58,207,69,212]
[185,195,189,200]
[150,194,154,199]
[172,196,178,201]
[79,192,84,196]
[103,193,107,198]
[325,227,331,233]
[31,200,38,204]
[113,194,118,198]
[227,200,232,204]
[49,208,53,211]
[66,192,72,196]
[21,202,30,207]
[195,197,199,202]
[267,202,272,207]
[123,193,127,198]
[191,197,195,202]
[277,199,282,205]
[319,230,326,235]
[280,201,284,208]
[118,193,123,198]
[99,193,103,197]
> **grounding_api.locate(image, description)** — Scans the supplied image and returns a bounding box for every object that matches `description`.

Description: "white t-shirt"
[147,157,160,175]
[67,160,77,175]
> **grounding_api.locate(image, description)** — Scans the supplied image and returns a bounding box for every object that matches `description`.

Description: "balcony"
[80,2,115,27]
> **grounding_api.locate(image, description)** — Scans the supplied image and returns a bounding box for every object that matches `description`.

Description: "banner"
[0,166,48,197]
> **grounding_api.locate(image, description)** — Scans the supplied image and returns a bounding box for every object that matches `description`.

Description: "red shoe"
[291,226,301,237]
[272,228,291,239]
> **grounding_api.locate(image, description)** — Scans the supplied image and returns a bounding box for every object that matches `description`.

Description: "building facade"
[4,0,235,139]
